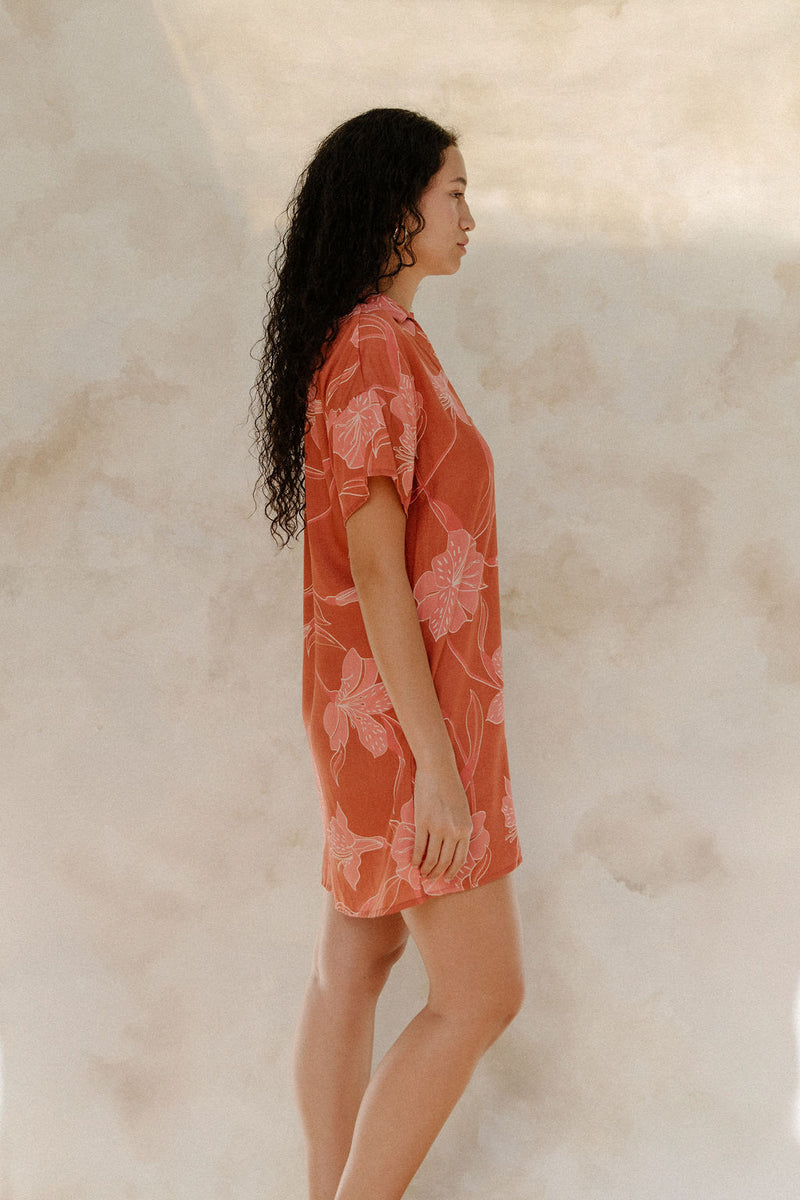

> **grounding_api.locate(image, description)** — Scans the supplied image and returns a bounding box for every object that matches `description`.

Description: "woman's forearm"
[347,477,473,878]
[353,560,456,770]
[345,480,455,771]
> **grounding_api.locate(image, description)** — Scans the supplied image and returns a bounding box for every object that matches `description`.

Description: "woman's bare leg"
[293,897,410,1200]
[334,874,524,1200]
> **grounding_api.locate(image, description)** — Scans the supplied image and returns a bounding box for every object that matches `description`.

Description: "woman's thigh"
[401,875,524,1024]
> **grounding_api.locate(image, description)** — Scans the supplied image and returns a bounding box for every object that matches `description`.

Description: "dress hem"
[322,852,523,919]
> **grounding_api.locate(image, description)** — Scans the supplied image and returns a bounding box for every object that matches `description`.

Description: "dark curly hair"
[251,107,458,546]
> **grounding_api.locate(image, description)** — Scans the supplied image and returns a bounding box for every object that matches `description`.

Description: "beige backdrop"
[2,1,800,1197]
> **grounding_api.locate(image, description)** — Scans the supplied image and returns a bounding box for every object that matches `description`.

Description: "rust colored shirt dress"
[302,293,522,917]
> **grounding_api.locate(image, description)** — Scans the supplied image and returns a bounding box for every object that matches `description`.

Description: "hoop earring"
[393,224,408,247]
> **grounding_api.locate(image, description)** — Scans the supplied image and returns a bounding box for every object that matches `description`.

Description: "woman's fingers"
[422,832,471,881]
[412,822,428,869]
[419,834,443,877]
[442,836,470,882]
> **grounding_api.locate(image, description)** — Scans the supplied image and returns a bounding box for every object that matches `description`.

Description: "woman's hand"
[412,761,473,882]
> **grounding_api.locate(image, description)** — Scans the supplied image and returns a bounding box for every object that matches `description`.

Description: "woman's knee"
[492,967,525,1034]
[314,907,409,1000]
[361,930,409,992]
[405,877,525,1042]
[433,964,524,1045]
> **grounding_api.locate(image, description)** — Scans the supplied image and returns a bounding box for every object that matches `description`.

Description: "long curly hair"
[251,107,457,546]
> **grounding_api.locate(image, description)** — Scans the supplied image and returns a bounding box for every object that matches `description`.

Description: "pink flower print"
[414,529,486,640]
[307,383,323,420]
[430,369,467,420]
[487,646,504,724]
[306,384,324,448]
[390,376,419,499]
[388,800,418,886]
[394,422,416,502]
[390,373,418,427]
[304,594,345,658]
[323,648,393,757]
[389,800,491,893]
[501,777,518,844]
[328,804,386,891]
[330,390,389,468]
[329,587,359,607]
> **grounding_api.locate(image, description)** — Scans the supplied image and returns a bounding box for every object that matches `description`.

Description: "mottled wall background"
[2,1,800,1197]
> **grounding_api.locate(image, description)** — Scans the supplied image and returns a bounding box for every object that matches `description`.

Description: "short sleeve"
[324,315,421,523]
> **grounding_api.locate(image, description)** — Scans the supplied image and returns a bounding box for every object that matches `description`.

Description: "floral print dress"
[302,292,522,917]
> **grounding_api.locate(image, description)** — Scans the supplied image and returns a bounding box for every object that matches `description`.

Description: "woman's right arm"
[345,476,473,883]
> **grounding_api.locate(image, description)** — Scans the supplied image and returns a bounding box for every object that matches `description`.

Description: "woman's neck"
[378,268,421,314]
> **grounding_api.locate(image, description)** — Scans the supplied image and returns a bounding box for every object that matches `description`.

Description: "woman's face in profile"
[408,145,475,279]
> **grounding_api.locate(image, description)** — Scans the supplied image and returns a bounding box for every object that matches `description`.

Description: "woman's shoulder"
[324,295,418,382]
[356,292,416,327]
[335,293,416,345]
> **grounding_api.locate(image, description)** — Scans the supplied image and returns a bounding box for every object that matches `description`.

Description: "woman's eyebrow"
[450,176,468,186]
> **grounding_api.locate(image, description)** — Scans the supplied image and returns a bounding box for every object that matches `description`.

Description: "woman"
[253,107,524,1200]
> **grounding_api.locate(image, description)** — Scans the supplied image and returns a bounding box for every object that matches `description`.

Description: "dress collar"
[360,292,415,324]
